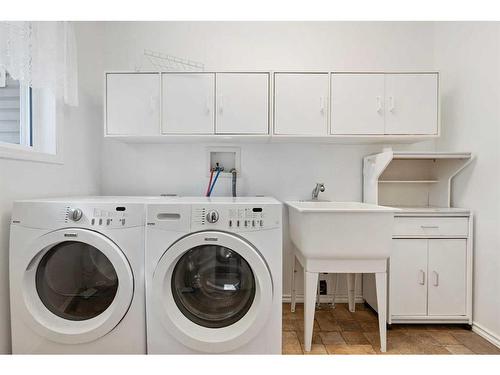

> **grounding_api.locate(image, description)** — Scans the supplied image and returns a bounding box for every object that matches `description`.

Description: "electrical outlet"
[319,280,327,295]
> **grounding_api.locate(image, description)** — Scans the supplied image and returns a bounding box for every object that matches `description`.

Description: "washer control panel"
[191,204,280,232]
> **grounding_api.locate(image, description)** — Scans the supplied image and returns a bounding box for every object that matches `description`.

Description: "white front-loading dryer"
[145,197,282,354]
[9,198,147,354]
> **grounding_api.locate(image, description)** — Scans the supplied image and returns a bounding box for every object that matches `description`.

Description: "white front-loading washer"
[9,197,147,354]
[145,197,282,354]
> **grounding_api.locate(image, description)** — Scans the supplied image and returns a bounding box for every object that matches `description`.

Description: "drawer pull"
[432,271,439,286]
[418,270,425,285]
[421,225,439,229]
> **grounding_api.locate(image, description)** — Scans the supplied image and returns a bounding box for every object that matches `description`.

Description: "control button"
[252,220,255,227]
[244,220,248,227]
[69,208,83,222]
[260,220,263,227]
[106,219,111,226]
[91,218,95,225]
[122,219,126,226]
[98,218,103,225]
[236,220,240,227]
[229,220,232,227]
[206,210,219,224]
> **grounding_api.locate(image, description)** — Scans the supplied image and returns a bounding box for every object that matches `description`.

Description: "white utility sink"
[286,201,398,259]
[286,200,399,353]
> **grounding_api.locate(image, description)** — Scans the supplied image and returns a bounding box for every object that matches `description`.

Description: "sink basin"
[286,201,399,259]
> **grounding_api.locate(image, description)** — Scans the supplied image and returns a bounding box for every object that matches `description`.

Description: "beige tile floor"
[282,303,500,355]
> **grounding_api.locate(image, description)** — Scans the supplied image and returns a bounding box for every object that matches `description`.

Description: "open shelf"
[363,148,473,209]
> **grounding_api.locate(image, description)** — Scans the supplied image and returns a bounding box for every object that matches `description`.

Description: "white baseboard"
[282,294,365,304]
[472,322,500,349]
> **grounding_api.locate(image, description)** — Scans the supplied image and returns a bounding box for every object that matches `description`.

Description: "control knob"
[69,208,83,222]
[206,210,219,223]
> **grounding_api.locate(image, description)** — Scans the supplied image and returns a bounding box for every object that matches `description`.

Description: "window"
[0,68,59,163]
[0,70,32,147]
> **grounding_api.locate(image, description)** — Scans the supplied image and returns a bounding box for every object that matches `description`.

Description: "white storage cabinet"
[362,150,473,325]
[331,73,438,136]
[162,73,215,134]
[273,73,329,136]
[105,73,160,136]
[215,73,269,134]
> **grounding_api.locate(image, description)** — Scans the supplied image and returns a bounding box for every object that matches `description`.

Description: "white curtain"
[0,21,78,106]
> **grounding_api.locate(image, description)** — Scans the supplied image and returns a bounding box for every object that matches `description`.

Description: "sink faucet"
[311,183,325,201]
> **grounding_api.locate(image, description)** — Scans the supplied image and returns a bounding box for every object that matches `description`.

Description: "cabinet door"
[428,239,467,316]
[274,73,329,135]
[106,73,160,136]
[384,73,438,135]
[390,239,428,316]
[215,73,269,134]
[162,73,214,134]
[330,74,385,134]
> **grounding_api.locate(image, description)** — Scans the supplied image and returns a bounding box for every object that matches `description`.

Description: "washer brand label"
[12,220,20,224]
[204,237,218,242]
[147,222,156,226]
[64,233,78,238]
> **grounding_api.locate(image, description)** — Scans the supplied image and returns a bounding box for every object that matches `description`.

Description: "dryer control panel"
[11,201,145,229]
[190,204,281,232]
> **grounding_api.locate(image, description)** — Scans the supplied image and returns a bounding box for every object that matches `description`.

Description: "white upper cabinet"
[162,73,215,134]
[331,74,385,135]
[215,73,269,134]
[105,71,439,141]
[106,73,160,136]
[274,73,329,136]
[384,73,438,135]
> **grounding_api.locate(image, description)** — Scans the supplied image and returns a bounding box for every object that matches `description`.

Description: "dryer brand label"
[64,233,78,238]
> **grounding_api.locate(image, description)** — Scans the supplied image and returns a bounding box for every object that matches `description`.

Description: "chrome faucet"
[311,183,325,201]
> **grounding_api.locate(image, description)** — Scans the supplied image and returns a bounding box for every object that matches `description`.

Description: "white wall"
[0,22,103,354]
[99,21,436,300]
[434,22,500,343]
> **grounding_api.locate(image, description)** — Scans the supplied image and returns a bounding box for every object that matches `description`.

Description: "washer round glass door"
[152,231,273,353]
[171,244,256,329]
[22,228,134,344]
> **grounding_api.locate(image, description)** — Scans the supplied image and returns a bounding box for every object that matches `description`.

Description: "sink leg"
[375,272,387,353]
[303,271,319,352]
[347,273,357,312]
[291,255,297,313]
[330,274,339,308]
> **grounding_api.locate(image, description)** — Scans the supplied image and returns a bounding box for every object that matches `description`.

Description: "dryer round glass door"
[21,228,134,344]
[35,241,119,321]
[152,231,274,353]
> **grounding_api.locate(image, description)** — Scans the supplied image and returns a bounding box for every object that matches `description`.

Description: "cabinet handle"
[432,271,439,286]
[320,97,325,115]
[421,225,439,229]
[418,270,425,285]
[389,96,395,113]
[218,96,223,115]
[376,96,383,114]
[205,96,211,115]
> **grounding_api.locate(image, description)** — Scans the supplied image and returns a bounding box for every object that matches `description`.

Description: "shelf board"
[392,151,472,160]
[379,180,439,184]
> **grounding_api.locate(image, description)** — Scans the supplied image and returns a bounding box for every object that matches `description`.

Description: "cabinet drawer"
[393,217,468,237]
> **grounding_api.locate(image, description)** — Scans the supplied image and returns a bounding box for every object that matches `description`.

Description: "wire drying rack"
[137,49,205,72]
